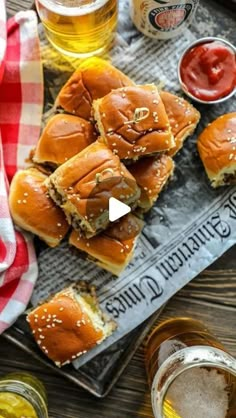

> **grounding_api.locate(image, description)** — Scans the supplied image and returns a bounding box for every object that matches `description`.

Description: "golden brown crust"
[27,286,104,366]
[33,114,97,167]
[9,168,69,247]
[57,57,134,120]
[197,112,236,187]
[160,91,200,157]
[47,141,140,237]
[93,84,175,160]
[128,155,175,211]
[69,214,143,276]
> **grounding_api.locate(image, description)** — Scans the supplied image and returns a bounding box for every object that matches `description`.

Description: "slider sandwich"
[128,155,175,212]
[69,214,143,276]
[33,114,97,169]
[56,57,134,120]
[93,84,175,160]
[46,141,140,237]
[197,112,236,188]
[9,168,69,247]
[160,91,200,157]
[27,283,116,367]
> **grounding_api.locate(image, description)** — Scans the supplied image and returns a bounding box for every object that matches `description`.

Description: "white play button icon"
[109,197,131,222]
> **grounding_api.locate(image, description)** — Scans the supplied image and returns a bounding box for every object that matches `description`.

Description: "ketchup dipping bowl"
[178,37,236,104]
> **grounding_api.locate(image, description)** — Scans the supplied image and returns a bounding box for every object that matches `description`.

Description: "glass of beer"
[145,318,236,418]
[35,0,118,57]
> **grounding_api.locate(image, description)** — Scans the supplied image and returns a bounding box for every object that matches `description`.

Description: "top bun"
[33,114,97,168]
[93,84,175,160]
[57,57,134,120]
[160,91,200,157]
[197,112,236,187]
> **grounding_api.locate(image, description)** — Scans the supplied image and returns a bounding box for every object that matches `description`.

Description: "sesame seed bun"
[46,141,140,237]
[9,168,69,247]
[69,214,143,276]
[33,114,97,168]
[57,57,134,120]
[160,91,200,157]
[197,113,236,187]
[93,85,175,160]
[128,155,175,212]
[27,283,116,367]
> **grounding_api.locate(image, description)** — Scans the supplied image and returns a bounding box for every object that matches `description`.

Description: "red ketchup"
[180,40,236,101]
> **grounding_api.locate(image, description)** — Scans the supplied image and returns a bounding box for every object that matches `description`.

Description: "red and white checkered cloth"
[0,1,43,333]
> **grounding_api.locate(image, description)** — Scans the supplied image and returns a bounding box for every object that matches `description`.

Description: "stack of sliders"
[9,57,200,366]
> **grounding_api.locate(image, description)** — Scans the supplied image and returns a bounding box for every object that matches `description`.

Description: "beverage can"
[129,0,199,39]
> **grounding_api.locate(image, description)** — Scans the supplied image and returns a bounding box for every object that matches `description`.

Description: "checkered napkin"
[0,2,43,333]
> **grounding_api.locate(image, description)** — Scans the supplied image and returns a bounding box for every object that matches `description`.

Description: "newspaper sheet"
[31,0,236,368]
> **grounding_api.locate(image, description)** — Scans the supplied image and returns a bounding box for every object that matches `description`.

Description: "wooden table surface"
[1,1,236,417]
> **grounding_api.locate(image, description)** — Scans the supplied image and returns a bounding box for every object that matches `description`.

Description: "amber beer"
[145,318,236,418]
[36,0,118,57]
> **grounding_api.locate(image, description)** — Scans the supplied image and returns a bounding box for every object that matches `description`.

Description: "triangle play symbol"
[109,197,131,222]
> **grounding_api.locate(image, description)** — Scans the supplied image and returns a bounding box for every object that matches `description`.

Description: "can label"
[130,0,199,39]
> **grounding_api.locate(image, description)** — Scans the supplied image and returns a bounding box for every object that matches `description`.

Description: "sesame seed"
[46,325,51,328]
[41,316,45,319]
[39,335,45,339]
[53,315,57,318]
[86,243,90,247]
[34,318,38,323]
[44,309,47,313]
[102,113,106,117]
[175,124,179,128]
[229,154,234,160]
[120,248,124,253]
[57,223,62,227]
[17,200,21,204]
[122,93,125,98]
[46,319,50,322]
[108,128,113,132]
[59,307,64,311]
[38,328,42,332]
[55,362,61,367]
[125,245,129,249]
[37,340,41,345]
[228,129,232,133]
[72,355,77,359]
[22,199,27,204]
[24,192,28,197]
[153,100,158,104]
[52,323,55,327]
[45,349,48,354]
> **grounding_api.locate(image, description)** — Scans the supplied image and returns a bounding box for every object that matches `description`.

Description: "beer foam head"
[164,367,229,418]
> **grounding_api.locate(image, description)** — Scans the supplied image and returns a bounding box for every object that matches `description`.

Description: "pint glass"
[145,318,236,418]
[36,0,118,57]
